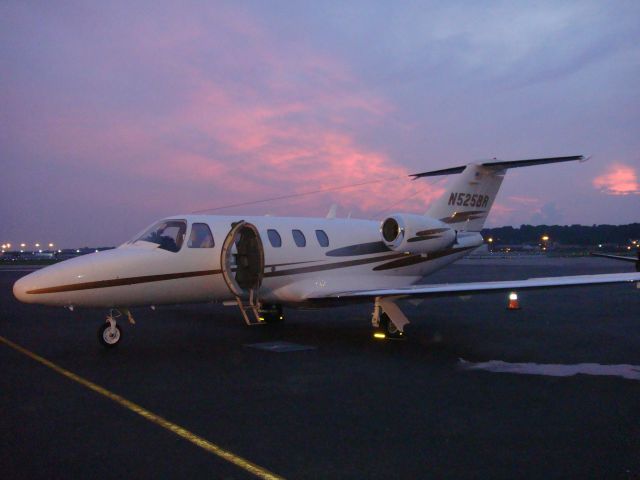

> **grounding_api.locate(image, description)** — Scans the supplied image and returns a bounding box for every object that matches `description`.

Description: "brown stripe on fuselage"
[439,211,486,224]
[24,253,404,295]
[373,246,475,271]
[415,228,450,236]
[26,269,223,295]
[325,241,391,257]
[407,235,442,243]
[264,252,407,278]
[27,247,474,295]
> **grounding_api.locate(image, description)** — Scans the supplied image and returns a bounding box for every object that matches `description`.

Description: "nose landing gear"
[97,308,135,348]
[98,314,122,348]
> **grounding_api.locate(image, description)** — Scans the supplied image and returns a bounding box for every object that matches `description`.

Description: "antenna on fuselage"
[191,176,407,214]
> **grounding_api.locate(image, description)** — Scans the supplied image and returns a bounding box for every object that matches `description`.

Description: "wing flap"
[327,272,640,300]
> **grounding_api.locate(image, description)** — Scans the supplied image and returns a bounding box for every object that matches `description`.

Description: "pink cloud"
[593,163,640,196]
[5,5,445,223]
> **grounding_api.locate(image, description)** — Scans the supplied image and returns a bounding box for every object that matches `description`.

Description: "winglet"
[326,204,338,219]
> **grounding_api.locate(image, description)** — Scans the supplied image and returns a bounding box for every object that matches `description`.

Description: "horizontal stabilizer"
[411,155,585,179]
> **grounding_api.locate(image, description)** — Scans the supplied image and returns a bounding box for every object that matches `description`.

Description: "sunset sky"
[1,1,639,248]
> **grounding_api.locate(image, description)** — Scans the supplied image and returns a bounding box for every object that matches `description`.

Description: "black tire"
[378,313,404,340]
[98,322,122,348]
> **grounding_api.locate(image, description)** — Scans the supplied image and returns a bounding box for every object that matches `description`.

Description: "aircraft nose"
[13,275,32,303]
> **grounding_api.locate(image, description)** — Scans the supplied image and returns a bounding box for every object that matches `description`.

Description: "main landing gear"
[97,309,135,348]
[377,312,404,339]
[371,297,409,340]
[259,304,285,324]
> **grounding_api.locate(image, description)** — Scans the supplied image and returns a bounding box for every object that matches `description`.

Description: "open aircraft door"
[220,221,265,324]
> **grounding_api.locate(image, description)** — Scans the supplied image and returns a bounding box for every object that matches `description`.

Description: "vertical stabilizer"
[426,164,505,232]
[413,155,583,232]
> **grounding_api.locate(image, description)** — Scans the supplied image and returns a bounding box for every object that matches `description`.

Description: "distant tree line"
[481,224,640,246]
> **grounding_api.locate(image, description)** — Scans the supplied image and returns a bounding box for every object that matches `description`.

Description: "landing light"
[509,292,518,301]
[20,243,26,248]
[373,332,386,340]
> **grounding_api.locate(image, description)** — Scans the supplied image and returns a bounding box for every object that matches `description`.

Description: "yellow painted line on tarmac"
[0,335,285,480]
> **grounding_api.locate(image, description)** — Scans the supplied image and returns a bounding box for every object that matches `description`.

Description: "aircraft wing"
[591,252,638,263]
[326,272,640,300]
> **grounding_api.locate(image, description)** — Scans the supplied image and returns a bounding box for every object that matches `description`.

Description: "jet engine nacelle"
[380,214,456,254]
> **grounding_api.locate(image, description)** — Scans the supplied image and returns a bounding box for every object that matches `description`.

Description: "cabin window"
[136,220,186,252]
[315,230,329,247]
[292,229,306,247]
[267,229,282,248]
[188,223,215,248]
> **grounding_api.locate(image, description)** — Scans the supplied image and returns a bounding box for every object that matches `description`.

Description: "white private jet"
[13,155,640,347]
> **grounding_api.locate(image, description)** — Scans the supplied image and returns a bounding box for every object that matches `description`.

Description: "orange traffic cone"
[507,292,520,310]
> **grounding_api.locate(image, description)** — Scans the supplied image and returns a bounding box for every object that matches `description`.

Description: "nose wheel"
[98,312,123,348]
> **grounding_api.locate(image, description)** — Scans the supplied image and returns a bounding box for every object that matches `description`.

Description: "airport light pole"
[541,235,549,252]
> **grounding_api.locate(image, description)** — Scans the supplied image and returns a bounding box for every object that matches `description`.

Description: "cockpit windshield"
[134,220,187,252]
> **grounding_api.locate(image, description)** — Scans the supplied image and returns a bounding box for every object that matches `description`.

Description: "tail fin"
[426,164,504,231]
[414,155,584,232]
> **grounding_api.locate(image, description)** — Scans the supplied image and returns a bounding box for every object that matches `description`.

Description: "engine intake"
[380,214,455,254]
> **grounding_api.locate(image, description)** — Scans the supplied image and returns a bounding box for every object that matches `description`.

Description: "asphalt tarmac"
[1,257,639,479]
